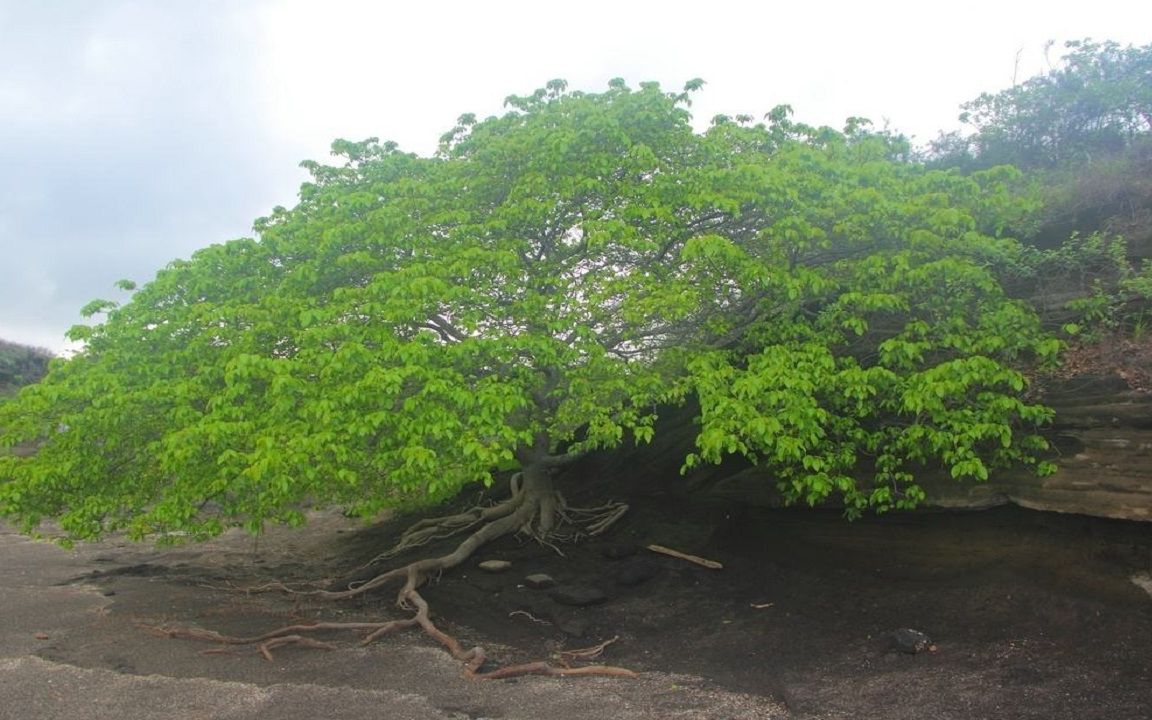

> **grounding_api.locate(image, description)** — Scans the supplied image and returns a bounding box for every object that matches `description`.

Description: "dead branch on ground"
[646,544,723,569]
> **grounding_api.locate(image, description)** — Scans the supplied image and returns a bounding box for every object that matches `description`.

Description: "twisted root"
[148,474,634,680]
[146,584,633,678]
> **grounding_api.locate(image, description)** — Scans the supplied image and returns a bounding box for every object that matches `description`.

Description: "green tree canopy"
[0,81,1055,550]
[931,39,1152,170]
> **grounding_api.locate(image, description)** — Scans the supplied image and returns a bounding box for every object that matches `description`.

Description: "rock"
[915,421,1152,521]
[524,573,556,589]
[477,560,512,573]
[890,628,935,654]
[549,584,608,607]
[614,559,659,587]
[893,388,1152,522]
[570,389,1152,522]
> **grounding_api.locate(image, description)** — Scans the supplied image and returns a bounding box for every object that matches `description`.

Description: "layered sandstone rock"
[919,386,1152,521]
[573,379,1152,522]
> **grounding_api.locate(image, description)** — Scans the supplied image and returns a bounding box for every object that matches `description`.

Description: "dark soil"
[18,493,1152,720]
[336,496,1152,720]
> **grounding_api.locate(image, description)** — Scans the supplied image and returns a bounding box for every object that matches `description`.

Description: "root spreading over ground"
[146,472,634,679]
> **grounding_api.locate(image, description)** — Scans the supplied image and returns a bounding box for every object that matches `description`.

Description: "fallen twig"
[646,544,723,570]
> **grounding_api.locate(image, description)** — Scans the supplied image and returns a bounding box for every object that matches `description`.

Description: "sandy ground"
[0,511,784,720]
[2,500,1150,720]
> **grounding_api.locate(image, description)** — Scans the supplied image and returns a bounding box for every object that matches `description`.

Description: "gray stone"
[524,573,555,589]
[477,560,512,573]
[890,628,934,654]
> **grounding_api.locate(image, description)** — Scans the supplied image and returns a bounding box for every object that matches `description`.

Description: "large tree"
[0,80,1056,670]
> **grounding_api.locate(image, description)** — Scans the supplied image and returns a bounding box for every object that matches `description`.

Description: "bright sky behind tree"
[1,0,1150,352]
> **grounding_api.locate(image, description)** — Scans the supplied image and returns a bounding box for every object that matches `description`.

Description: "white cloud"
[1,0,1151,352]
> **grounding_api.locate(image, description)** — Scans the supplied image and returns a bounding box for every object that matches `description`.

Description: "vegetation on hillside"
[0,340,53,396]
[933,39,1152,387]
[931,39,1152,255]
[932,40,1151,170]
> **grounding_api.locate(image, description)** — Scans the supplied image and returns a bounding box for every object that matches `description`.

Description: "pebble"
[890,628,935,654]
[478,560,512,572]
[524,573,556,589]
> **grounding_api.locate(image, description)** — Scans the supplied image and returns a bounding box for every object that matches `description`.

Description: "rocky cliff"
[571,376,1152,522]
[918,378,1152,521]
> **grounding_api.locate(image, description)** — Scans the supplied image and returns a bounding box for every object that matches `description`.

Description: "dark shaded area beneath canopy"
[339,488,1152,719]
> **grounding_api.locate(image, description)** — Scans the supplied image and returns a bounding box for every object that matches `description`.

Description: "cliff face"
[917,378,1152,521]
[570,377,1152,523]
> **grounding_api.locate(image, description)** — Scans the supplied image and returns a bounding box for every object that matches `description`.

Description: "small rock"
[890,628,935,654]
[614,559,659,587]
[549,584,608,606]
[524,573,556,589]
[34,632,49,640]
[478,560,512,573]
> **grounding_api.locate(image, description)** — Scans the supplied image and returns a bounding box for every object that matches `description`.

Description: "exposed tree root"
[148,468,635,680]
[146,583,633,678]
[561,502,630,538]
[471,662,637,680]
[357,491,522,568]
[356,472,628,569]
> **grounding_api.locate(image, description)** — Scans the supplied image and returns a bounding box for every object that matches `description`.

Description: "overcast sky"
[2,0,1151,352]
